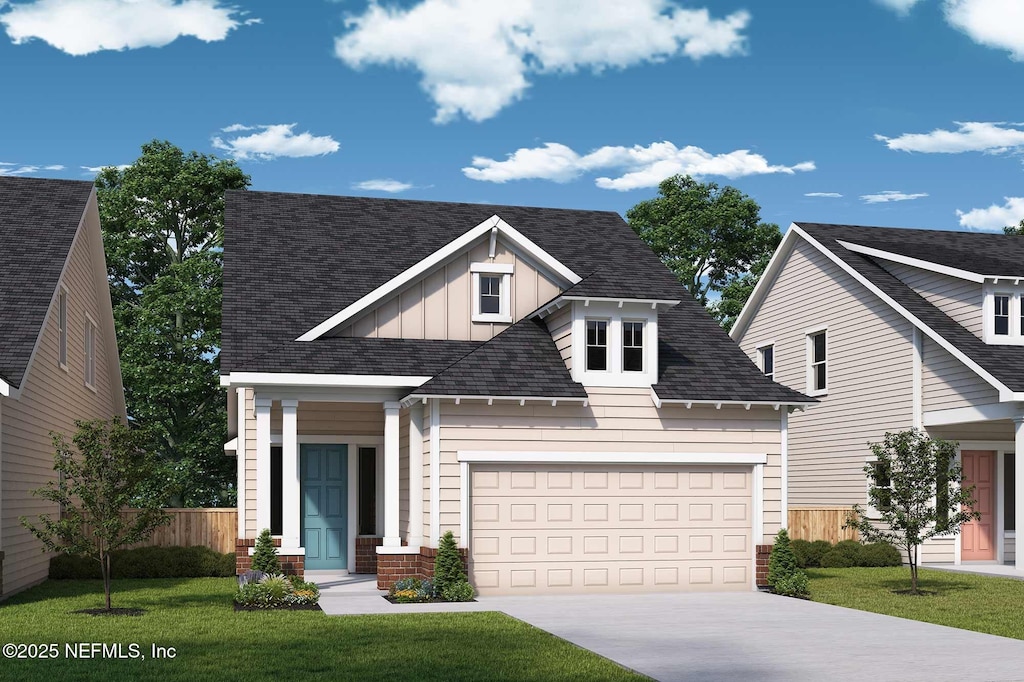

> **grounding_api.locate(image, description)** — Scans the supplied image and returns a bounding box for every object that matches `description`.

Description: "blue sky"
[2,0,1023,232]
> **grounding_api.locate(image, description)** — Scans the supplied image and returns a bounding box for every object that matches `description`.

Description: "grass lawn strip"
[0,578,648,682]
[807,567,1024,640]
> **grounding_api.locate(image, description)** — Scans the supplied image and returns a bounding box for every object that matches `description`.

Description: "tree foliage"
[1004,218,1024,235]
[767,528,809,597]
[845,429,979,594]
[626,174,781,330]
[21,419,170,610]
[251,528,281,574]
[434,530,467,595]
[95,140,250,506]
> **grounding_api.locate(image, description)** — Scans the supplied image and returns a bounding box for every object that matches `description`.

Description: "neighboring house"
[0,177,126,597]
[221,191,813,595]
[732,222,1024,570]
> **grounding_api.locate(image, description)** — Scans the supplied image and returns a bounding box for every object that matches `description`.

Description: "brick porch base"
[756,544,772,588]
[376,546,470,590]
[235,538,304,576]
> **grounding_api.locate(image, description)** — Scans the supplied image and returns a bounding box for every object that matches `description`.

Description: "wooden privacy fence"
[788,507,859,543]
[80,508,238,554]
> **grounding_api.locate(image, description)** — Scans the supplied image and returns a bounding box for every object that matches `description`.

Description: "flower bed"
[233,570,321,610]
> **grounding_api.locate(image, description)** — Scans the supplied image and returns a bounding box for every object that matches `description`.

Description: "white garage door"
[469,463,753,594]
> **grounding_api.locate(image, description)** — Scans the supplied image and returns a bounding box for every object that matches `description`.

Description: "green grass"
[807,567,1024,639]
[0,578,647,682]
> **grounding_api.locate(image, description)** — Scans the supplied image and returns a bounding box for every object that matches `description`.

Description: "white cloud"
[463,141,814,191]
[876,121,1024,153]
[860,190,929,203]
[0,161,63,175]
[956,196,1024,230]
[335,0,750,123]
[875,0,926,15]
[0,0,254,56]
[944,0,1024,60]
[81,164,131,173]
[211,123,340,161]
[805,192,843,198]
[352,179,414,193]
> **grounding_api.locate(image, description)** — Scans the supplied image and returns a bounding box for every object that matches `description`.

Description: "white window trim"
[584,317,611,373]
[805,326,828,397]
[571,301,658,387]
[621,319,646,373]
[84,312,98,392]
[756,341,775,380]
[471,264,513,324]
[57,285,69,371]
[982,284,1024,345]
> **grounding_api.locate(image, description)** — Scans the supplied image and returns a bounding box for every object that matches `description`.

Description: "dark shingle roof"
[409,318,587,399]
[0,177,93,389]
[798,223,1024,392]
[223,191,812,402]
[796,222,1024,277]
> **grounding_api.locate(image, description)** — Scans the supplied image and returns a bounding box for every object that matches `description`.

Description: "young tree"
[95,140,250,506]
[626,174,781,330]
[21,419,170,611]
[846,429,979,594]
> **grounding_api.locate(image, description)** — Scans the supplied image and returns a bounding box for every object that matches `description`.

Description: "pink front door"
[960,450,995,561]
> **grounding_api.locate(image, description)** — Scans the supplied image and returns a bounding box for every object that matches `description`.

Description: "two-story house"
[220,191,813,595]
[732,222,1024,570]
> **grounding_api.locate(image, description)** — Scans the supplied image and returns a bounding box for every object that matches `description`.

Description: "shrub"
[251,529,280,574]
[388,577,434,603]
[859,542,903,567]
[792,539,837,568]
[442,580,475,602]
[234,581,276,608]
[233,572,320,608]
[767,529,809,597]
[790,539,812,568]
[434,530,468,597]
[50,546,236,579]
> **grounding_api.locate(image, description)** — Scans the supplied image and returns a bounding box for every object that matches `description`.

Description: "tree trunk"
[909,545,918,595]
[102,551,112,610]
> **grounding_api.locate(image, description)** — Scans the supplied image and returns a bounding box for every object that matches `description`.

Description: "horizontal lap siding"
[547,306,572,372]
[738,238,914,508]
[921,338,999,411]
[878,260,983,339]
[439,388,782,545]
[2,202,119,596]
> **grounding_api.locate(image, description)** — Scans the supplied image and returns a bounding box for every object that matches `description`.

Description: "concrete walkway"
[923,562,1024,581]
[313,575,1024,682]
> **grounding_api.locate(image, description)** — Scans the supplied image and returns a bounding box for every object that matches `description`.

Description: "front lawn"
[0,579,647,682]
[807,567,1024,640]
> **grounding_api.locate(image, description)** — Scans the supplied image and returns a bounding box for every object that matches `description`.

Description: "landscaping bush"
[387,577,435,603]
[251,528,280,574]
[767,529,809,597]
[817,540,902,568]
[442,580,475,602]
[859,542,903,567]
[233,573,320,608]
[50,546,235,579]
[820,545,858,568]
[434,530,468,597]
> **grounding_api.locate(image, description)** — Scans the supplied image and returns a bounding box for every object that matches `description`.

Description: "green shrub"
[442,580,475,602]
[233,572,320,607]
[859,542,903,567]
[767,529,809,597]
[234,581,275,608]
[251,529,280,574]
[790,539,812,568]
[820,547,857,568]
[388,577,434,603]
[50,546,236,579]
[434,530,468,597]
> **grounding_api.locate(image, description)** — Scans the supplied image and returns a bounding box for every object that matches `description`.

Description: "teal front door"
[301,444,348,570]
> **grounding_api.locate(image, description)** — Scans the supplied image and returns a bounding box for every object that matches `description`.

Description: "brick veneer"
[376,546,471,590]
[756,544,772,588]
[235,538,304,576]
[355,537,383,574]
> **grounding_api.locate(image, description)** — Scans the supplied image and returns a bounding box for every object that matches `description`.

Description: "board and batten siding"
[1,198,122,596]
[437,388,783,545]
[877,259,983,339]
[738,237,915,507]
[921,337,999,412]
[335,237,562,342]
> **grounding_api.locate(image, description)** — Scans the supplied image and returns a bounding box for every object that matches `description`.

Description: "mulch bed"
[233,602,322,612]
[73,608,146,617]
[382,596,477,604]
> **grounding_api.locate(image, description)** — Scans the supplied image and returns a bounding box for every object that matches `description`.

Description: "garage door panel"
[470,463,755,594]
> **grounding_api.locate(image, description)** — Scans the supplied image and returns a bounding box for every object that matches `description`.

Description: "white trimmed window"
[571,301,658,387]
[982,285,1024,345]
[806,329,827,396]
[586,320,609,371]
[622,321,644,372]
[84,315,98,390]
[994,295,1010,336]
[759,345,774,379]
[471,263,513,323]
[57,287,68,369]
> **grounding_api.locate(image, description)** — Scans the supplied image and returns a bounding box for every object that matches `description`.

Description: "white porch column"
[382,401,402,547]
[254,397,272,534]
[236,388,247,538]
[281,400,300,550]
[1015,417,1024,570]
[408,402,425,547]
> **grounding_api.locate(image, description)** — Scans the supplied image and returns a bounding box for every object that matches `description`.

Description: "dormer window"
[571,300,659,387]
[982,284,1024,345]
[994,295,1010,336]
[586,320,608,371]
[622,321,644,372]
[471,263,513,323]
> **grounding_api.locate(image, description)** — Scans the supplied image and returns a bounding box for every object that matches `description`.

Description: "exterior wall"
[877,259,983,339]
[921,338,1000,412]
[1,197,123,597]
[438,389,784,545]
[546,305,573,372]
[738,238,916,507]
[337,237,562,342]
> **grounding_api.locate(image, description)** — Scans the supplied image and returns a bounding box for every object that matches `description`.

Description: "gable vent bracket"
[488,226,498,259]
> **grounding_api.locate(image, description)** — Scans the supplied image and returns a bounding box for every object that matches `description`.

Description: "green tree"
[251,528,281,574]
[95,141,249,507]
[845,429,979,594]
[21,419,170,610]
[626,175,781,330]
[767,528,809,597]
[433,530,467,595]
[1003,218,1024,235]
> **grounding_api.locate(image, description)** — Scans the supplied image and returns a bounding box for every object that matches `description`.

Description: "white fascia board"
[223,437,238,453]
[458,450,768,465]
[401,393,589,408]
[923,401,1024,426]
[0,377,9,397]
[651,392,814,410]
[730,226,801,340]
[560,295,681,309]
[221,372,431,388]
[836,241,987,283]
[296,215,580,341]
[792,225,1013,399]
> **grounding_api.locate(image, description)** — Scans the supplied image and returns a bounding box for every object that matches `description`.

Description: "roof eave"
[401,393,590,409]
[649,387,814,411]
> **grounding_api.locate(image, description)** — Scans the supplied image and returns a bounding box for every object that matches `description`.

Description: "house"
[0,177,126,597]
[732,222,1024,570]
[221,191,813,594]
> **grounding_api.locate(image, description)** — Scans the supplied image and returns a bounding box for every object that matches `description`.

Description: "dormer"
[981,280,1024,345]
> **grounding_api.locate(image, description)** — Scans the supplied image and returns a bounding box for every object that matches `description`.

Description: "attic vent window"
[471,262,513,324]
